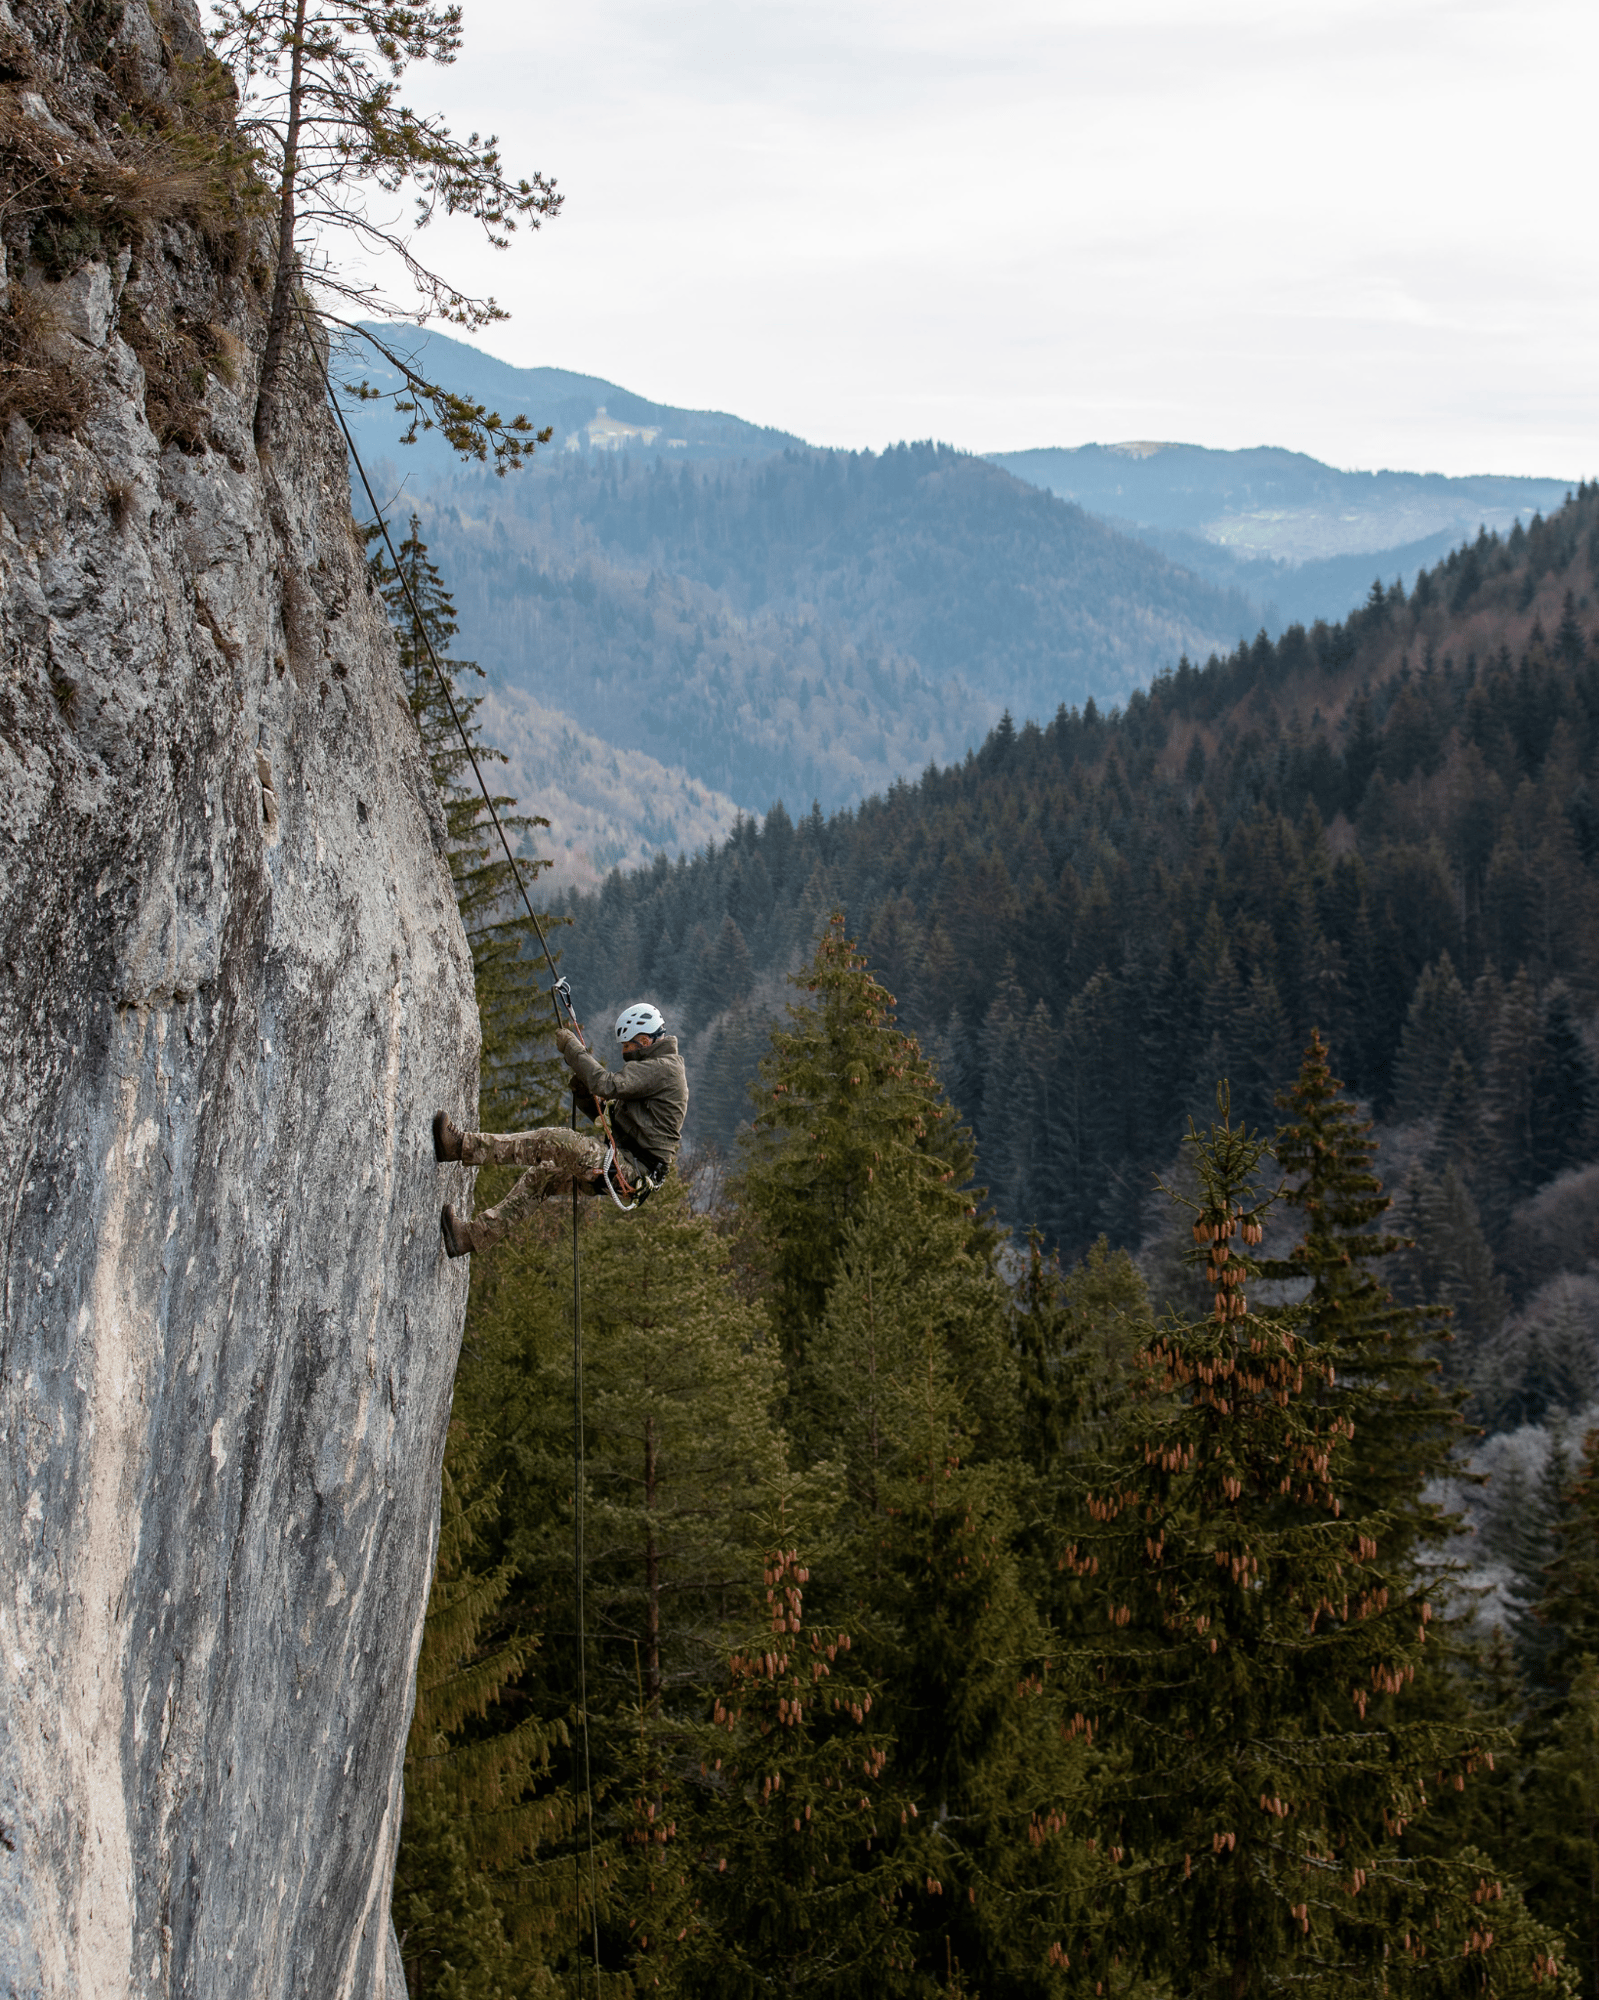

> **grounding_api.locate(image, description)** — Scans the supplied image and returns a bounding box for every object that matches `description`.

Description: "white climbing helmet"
[615,1001,665,1043]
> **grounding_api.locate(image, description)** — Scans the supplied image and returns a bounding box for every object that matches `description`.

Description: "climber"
[434,1002,689,1257]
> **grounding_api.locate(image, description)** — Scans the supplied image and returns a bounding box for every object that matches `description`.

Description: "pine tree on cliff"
[212,0,560,457]
[368,516,557,1126]
[1058,1092,1564,2000]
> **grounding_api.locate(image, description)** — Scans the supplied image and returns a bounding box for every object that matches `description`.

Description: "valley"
[343,328,1576,888]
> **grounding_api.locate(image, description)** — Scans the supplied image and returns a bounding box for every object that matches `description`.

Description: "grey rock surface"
[0,3,479,1993]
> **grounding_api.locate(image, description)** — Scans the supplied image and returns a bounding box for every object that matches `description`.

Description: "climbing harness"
[602,1145,668,1213]
[301,312,604,1989]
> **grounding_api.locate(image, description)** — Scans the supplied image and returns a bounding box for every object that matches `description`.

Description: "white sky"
[360,0,1596,475]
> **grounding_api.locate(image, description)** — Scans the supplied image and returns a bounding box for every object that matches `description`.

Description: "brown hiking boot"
[433,1110,465,1163]
[441,1203,509,1258]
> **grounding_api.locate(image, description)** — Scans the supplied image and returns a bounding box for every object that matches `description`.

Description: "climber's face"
[622,1033,654,1059]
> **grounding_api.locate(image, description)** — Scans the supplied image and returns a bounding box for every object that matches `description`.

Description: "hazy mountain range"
[990,443,1574,630]
[339,328,1575,888]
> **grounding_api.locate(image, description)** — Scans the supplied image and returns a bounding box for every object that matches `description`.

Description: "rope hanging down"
[296,309,603,1984]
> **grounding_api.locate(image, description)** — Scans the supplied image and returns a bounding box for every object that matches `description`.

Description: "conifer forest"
[389,485,1599,1996]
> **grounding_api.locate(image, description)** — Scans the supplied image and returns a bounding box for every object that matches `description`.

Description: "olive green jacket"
[565,1037,689,1177]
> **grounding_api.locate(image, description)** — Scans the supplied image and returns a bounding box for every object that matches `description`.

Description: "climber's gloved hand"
[555,1027,584,1066]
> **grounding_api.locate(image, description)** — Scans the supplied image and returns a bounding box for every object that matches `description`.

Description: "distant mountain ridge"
[341,326,801,486]
[339,329,1579,858]
[986,441,1573,563]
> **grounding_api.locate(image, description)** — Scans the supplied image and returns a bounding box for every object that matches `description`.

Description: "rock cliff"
[0,2,479,1993]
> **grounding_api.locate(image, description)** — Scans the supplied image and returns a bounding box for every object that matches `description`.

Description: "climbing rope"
[296,309,604,1986]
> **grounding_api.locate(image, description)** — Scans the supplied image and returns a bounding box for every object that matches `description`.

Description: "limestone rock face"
[0,4,479,1994]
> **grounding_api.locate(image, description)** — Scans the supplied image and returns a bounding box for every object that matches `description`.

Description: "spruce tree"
[1012,1233,1148,1485]
[1494,1435,1576,1699]
[1519,1658,1599,2000]
[368,514,559,1126]
[1059,1093,1558,2000]
[800,1191,1082,1992]
[1394,954,1472,1123]
[1434,1048,1483,1172]
[557,1179,794,1721]
[1536,1428,1599,1702]
[393,1423,570,1998]
[745,928,1080,1991]
[464,1182,811,1980]
[1483,969,1546,1211]
[738,913,1001,1396]
[605,1652,709,1998]
[1259,1031,1462,1550]
[1428,1626,1529,1878]
[1532,983,1599,1180]
[689,1545,916,1998]
[1393,1165,1508,1380]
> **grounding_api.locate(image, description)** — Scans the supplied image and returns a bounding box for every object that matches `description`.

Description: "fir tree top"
[741,912,993,1356]
[1261,1032,1463,1549]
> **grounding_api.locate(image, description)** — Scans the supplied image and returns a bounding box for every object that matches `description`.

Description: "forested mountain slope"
[383,442,1260,812]
[554,487,1599,1365]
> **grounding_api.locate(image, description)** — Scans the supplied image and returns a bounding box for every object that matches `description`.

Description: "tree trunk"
[254,0,310,447]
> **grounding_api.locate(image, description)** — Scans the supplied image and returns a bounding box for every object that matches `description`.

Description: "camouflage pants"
[464,1127,607,1235]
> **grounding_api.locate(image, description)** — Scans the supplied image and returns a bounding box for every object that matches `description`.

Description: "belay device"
[551,977,669,1213]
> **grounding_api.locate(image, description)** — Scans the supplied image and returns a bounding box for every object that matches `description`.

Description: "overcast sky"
[368,0,1595,477]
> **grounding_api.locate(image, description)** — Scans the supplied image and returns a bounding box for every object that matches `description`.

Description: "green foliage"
[451,1184,811,1987]
[1013,1232,1149,1481]
[738,912,999,1375]
[367,513,560,1127]
[394,1423,569,1998]
[503,1178,796,1721]
[1056,1096,1547,2000]
[864,1415,1080,1993]
[690,1548,915,1998]
[1519,1658,1599,2000]
[1260,1031,1463,1548]
[743,920,1081,1991]
[1537,1431,1599,1704]
[1393,1165,1509,1384]
[1483,1438,1578,1700]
